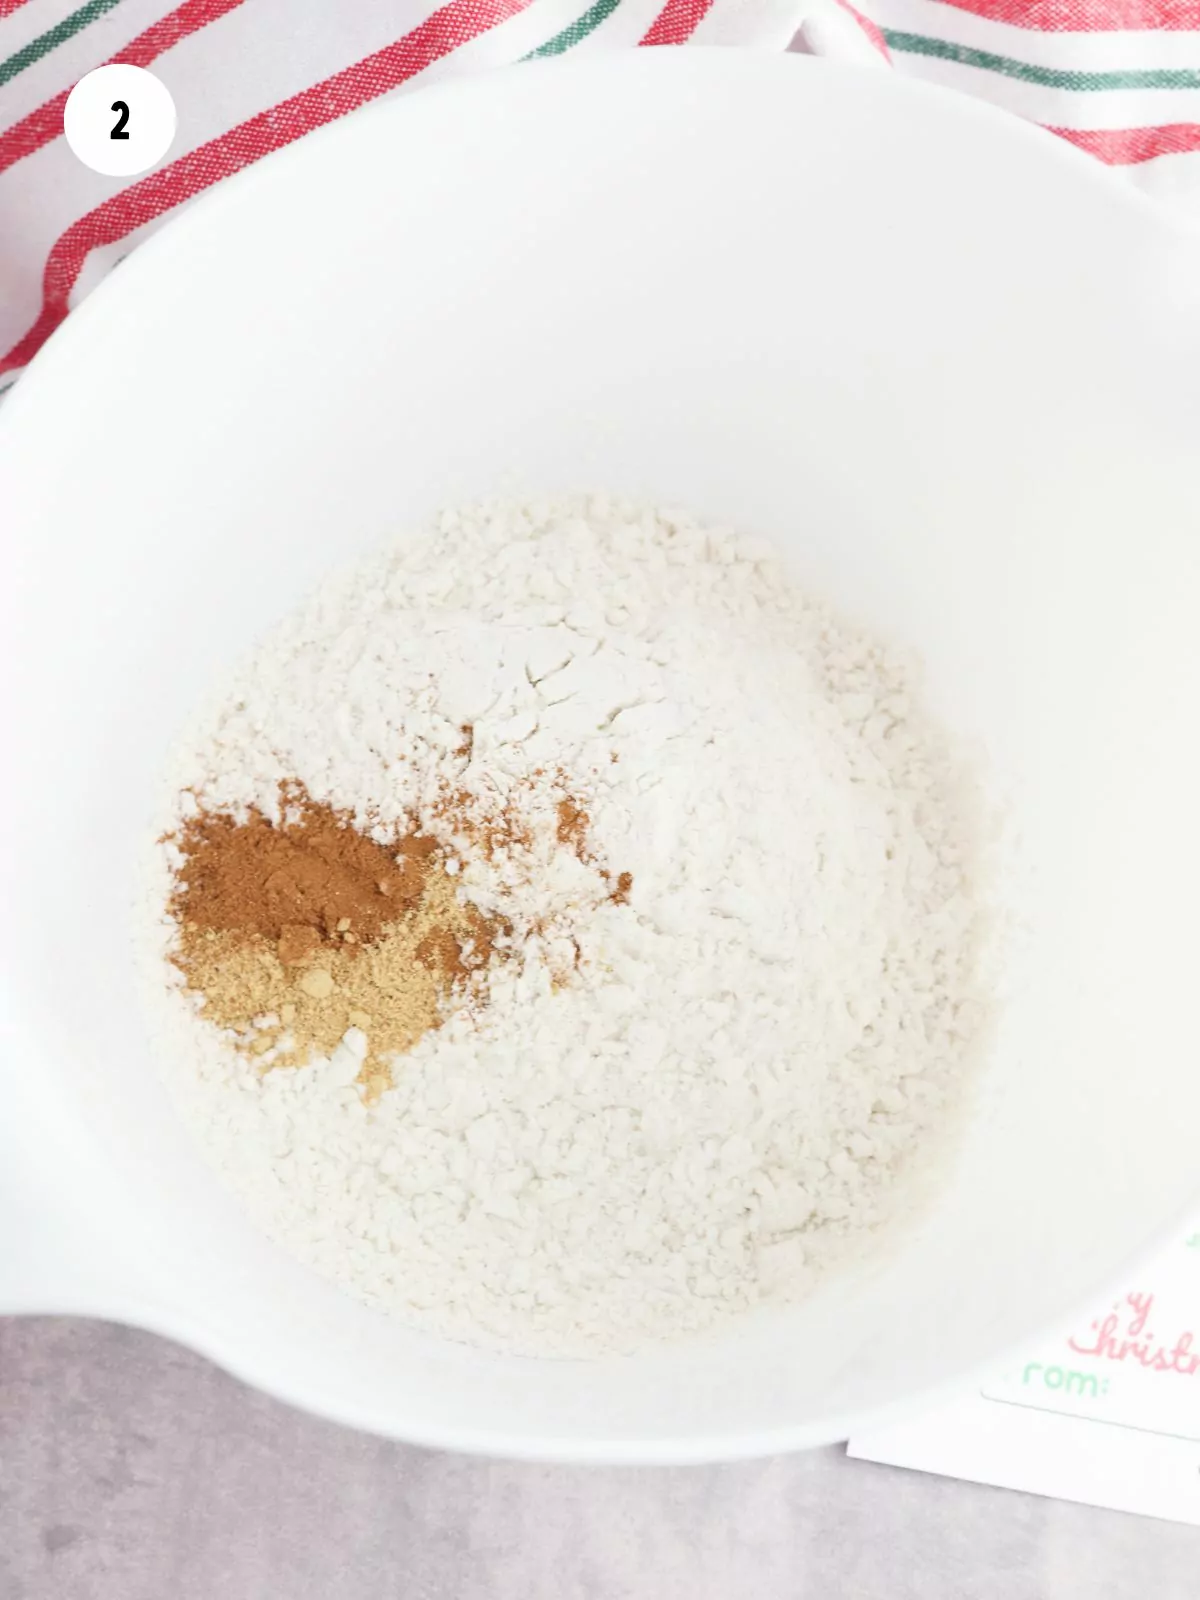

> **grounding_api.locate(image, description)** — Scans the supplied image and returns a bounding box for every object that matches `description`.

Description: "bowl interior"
[3,54,1200,1459]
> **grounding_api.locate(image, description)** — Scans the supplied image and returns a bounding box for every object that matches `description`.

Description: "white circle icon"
[64,65,177,177]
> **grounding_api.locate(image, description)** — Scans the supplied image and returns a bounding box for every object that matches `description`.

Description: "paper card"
[848,1225,1200,1526]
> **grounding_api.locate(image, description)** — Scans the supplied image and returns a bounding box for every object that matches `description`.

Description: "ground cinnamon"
[170,780,433,952]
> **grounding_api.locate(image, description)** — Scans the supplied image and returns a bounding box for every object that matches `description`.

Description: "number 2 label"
[64,66,176,176]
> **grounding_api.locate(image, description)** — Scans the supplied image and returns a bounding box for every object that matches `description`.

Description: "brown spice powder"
[555,796,589,853]
[168,783,503,1096]
[609,871,633,906]
[170,780,434,949]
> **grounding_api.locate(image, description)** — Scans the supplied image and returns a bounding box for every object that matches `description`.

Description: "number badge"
[64,66,177,177]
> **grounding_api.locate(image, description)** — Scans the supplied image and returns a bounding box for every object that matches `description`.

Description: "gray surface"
[0,1318,1196,1599]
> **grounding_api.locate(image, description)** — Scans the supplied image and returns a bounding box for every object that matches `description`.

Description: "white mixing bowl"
[3,52,1200,1463]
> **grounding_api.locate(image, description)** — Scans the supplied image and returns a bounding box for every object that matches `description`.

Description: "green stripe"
[524,0,621,58]
[0,0,127,90]
[882,31,1200,92]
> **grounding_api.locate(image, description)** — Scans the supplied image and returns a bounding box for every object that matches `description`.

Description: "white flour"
[144,496,990,1356]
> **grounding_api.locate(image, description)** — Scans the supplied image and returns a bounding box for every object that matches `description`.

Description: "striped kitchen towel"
[1,0,1198,393]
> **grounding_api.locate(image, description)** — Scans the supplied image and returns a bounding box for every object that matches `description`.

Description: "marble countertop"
[1,1317,1196,1599]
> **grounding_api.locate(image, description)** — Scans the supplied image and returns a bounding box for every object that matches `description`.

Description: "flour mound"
[144,496,991,1356]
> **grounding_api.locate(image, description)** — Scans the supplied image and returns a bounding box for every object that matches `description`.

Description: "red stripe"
[932,0,1200,30]
[1049,121,1200,162]
[640,0,715,45]
[0,0,531,378]
[0,0,35,17]
[0,0,244,178]
[833,0,891,56]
